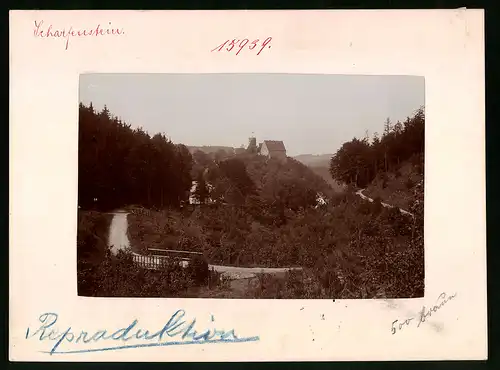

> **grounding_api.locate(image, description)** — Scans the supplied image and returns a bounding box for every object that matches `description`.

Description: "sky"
[79,74,424,156]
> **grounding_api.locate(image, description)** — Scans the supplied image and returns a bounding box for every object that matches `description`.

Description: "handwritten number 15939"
[211,37,272,56]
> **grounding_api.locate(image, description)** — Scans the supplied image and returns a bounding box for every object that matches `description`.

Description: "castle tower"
[247,135,257,154]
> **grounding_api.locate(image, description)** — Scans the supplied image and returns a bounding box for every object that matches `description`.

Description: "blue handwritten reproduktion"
[26,309,260,355]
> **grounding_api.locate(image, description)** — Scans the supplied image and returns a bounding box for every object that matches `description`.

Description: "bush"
[80,249,196,297]
[77,211,112,296]
[187,255,209,285]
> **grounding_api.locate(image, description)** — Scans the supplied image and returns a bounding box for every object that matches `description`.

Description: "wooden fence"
[133,249,204,270]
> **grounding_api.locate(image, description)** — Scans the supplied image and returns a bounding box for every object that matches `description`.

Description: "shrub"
[77,211,112,296]
[187,254,209,285]
[80,249,195,297]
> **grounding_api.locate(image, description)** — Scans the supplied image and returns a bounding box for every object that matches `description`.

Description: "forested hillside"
[329,106,424,189]
[190,150,335,209]
[78,103,192,211]
[329,106,424,211]
[78,103,425,299]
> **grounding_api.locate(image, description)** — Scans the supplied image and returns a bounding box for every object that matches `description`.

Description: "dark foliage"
[330,106,424,188]
[218,158,257,197]
[186,254,210,285]
[78,103,193,211]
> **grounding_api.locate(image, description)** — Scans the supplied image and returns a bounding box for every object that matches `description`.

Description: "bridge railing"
[147,248,203,256]
[132,254,166,270]
[133,248,204,270]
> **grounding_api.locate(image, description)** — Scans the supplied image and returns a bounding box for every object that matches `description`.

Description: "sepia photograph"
[11,8,487,362]
[77,73,425,299]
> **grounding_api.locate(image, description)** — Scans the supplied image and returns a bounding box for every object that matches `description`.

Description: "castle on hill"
[247,136,287,162]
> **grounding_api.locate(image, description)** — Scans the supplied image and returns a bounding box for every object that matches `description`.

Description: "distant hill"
[293,154,334,167]
[308,166,346,193]
[188,145,236,155]
[293,154,345,193]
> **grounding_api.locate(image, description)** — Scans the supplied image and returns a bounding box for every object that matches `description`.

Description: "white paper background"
[9,9,486,361]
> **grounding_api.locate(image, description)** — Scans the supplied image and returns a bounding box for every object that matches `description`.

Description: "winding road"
[108,211,131,254]
[107,211,302,280]
[355,189,414,217]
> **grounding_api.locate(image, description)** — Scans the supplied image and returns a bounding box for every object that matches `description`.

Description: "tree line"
[329,106,425,188]
[78,103,193,210]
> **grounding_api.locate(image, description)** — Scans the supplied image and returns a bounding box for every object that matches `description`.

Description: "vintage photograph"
[77,73,425,299]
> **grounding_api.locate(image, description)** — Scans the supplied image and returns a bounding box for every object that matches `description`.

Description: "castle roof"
[262,140,286,152]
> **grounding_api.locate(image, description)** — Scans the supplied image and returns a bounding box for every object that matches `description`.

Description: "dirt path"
[208,264,302,279]
[108,210,131,254]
